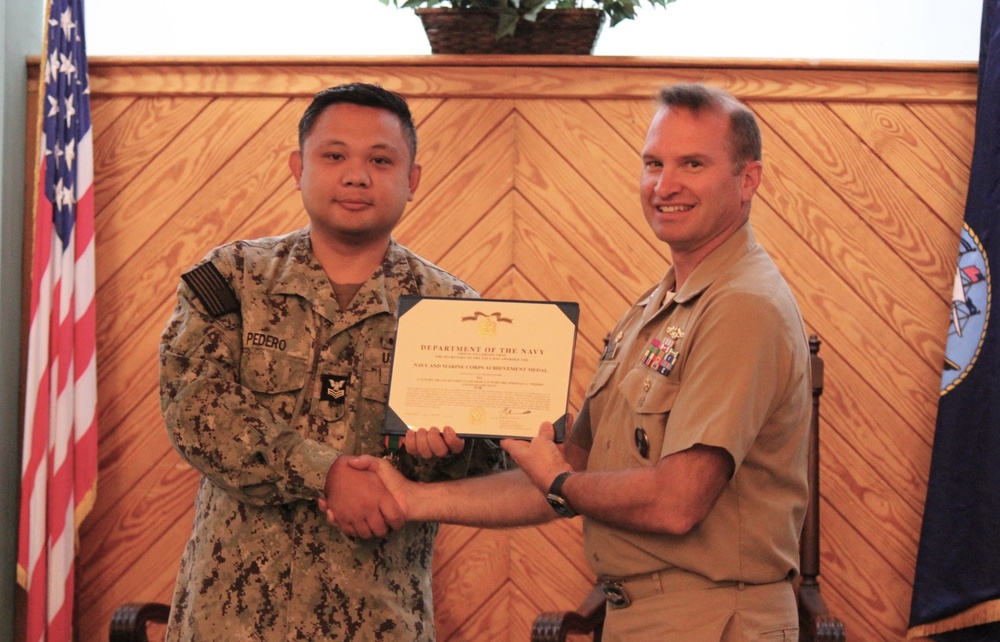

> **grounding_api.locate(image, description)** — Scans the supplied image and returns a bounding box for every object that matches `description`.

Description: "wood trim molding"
[28,56,978,103]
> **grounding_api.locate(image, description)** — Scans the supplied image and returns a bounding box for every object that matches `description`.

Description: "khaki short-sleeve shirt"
[575,223,810,585]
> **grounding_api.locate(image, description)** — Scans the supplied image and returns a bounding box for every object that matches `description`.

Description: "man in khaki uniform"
[341,83,811,641]
[160,83,499,641]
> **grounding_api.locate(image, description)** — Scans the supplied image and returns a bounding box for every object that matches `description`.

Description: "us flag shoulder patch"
[182,262,240,317]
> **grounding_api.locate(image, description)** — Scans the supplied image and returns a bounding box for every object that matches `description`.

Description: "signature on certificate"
[498,407,532,417]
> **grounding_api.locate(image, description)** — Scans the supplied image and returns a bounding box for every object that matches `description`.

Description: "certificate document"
[383,296,579,441]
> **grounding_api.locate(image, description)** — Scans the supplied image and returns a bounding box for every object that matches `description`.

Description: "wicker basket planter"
[415,8,606,54]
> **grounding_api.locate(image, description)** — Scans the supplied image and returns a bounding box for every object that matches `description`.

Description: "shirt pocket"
[361,335,394,405]
[585,359,620,399]
[239,348,311,422]
[240,348,308,394]
[618,366,681,465]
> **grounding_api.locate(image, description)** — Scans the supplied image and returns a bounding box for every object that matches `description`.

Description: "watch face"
[547,494,576,518]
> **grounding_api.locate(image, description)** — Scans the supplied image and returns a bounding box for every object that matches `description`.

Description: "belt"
[600,570,744,609]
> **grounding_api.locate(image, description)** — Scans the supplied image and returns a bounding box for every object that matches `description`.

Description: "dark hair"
[656,83,762,173]
[297,83,418,161]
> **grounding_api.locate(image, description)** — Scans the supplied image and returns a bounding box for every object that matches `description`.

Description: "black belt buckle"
[602,580,631,608]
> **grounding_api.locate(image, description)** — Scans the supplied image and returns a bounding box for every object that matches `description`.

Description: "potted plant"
[380,0,676,54]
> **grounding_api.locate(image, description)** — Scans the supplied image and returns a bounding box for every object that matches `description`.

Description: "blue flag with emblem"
[908,1,1000,640]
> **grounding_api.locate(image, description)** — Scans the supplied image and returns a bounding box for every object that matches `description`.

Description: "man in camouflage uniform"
[160,83,497,641]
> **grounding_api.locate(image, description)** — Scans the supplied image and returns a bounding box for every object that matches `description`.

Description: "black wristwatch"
[546,471,577,518]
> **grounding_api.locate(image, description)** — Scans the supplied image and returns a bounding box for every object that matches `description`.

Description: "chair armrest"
[798,581,845,642]
[109,602,170,642]
[531,584,607,642]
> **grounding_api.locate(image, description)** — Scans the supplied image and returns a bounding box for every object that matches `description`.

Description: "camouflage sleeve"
[397,438,511,484]
[159,261,336,506]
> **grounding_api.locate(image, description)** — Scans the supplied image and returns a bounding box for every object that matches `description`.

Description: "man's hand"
[404,426,465,460]
[501,421,571,492]
[321,457,404,539]
[346,455,411,508]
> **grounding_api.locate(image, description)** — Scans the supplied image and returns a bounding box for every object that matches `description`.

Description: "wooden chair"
[109,601,169,642]
[531,335,845,642]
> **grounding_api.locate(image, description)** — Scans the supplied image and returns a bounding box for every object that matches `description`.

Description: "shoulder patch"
[181,262,240,317]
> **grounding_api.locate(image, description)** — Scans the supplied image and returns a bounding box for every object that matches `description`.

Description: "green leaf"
[496,6,520,38]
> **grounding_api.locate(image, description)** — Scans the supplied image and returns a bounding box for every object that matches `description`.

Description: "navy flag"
[908,1,1000,640]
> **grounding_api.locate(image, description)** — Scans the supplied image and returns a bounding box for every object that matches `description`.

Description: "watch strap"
[546,471,577,518]
[548,471,573,497]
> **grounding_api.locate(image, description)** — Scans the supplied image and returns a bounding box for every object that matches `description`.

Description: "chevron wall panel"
[22,58,976,642]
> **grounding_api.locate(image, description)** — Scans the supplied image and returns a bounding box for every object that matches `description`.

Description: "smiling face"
[289,102,421,252]
[640,105,762,269]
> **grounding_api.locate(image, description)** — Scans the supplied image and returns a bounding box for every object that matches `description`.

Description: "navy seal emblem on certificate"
[382,296,579,441]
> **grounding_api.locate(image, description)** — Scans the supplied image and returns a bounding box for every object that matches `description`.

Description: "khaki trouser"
[601,569,798,642]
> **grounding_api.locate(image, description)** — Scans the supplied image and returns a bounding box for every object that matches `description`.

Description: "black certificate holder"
[382,296,579,443]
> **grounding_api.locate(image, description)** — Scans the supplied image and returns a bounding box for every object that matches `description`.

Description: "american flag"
[17,0,98,640]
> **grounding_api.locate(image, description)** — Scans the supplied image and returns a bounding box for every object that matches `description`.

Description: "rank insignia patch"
[641,335,680,376]
[321,375,349,404]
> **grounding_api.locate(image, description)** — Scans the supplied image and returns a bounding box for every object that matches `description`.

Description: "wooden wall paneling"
[824,425,922,577]
[81,392,180,541]
[756,112,948,377]
[752,101,958,307]
[440,588,509,642]
[433,528,510,638]
[907,103,976,163]
[94,98,288,290]
[434,191,516,294]
[752,199,939,479]
[77,461,198,642]
[509,524,593,610]
[91,97,212,208]
[504,524,594,639]
[93,98,306,494]
[755,127,944,432]
[515,100,658,248]
[515,100,668,265]
[433,523,479,569]
[411,98,514,191]
[831,103,971,223]
[817,361,933,517]
[88,94,136,138]
[514,117,664,303]
[587,98,656,152]
[820,514,904,642]
[397,112,517,262]
[566,338,600,412]
[57,59,978,642]
[83,59,975,103]
[80,96,316,640]
[512,196,627,351]
[480,260,518,301]
[432,521,483,640]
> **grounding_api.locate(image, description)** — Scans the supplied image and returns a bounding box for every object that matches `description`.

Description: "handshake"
[318,421,571,538]
[317,426,463,539]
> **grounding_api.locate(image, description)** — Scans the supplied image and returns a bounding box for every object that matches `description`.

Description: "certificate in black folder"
[383,296,579,441]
